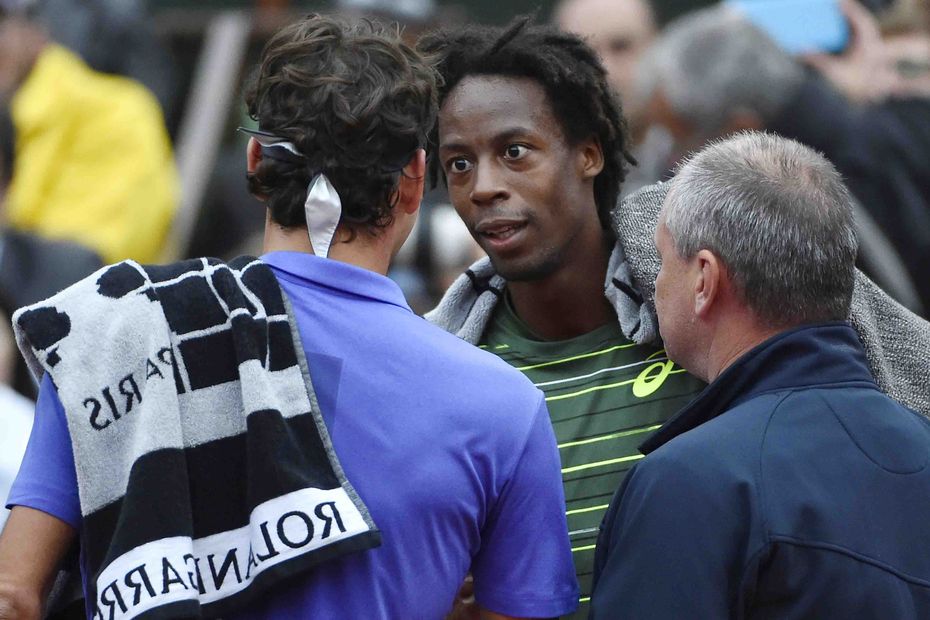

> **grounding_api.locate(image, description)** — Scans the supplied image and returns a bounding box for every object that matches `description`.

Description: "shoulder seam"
[736,381,880,406]
[769,535,930,589]
[757,391,794,549]
[815,390,930,475]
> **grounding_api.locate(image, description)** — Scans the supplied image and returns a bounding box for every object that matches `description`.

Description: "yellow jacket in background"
[6,44,179,264]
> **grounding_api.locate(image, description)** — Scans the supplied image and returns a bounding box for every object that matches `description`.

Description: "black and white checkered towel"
[13,256,380,620]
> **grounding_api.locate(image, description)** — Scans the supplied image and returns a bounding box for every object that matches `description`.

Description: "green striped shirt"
[480,298,704,618]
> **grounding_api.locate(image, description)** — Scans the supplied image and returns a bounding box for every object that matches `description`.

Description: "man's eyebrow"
[439,126,538,152]
[493,127,536,143]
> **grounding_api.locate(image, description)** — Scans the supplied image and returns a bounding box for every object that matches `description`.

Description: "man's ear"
[578,136,605,180]
[396,148,426,215]
[246,137,262,174]
[246,138,268,202]
[693,249,722,318]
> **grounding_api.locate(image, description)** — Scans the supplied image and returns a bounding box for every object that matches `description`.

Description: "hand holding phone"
[725,0,849,54]
[804,0,894,103]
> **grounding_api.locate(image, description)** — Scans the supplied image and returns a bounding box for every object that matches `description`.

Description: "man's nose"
[469,161,509,206]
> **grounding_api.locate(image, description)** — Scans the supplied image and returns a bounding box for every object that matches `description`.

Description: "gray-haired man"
[590,132,930,618]
[637,4,930,313]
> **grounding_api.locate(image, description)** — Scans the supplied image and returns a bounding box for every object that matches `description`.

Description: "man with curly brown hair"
[0,14,578,619]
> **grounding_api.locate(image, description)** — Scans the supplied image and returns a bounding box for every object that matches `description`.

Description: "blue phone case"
[725,0,849,54]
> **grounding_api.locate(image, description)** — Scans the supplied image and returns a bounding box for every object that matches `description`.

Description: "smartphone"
[725,0,849,54]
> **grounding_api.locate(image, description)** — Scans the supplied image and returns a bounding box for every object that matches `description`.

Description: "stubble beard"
[490,246,564,282]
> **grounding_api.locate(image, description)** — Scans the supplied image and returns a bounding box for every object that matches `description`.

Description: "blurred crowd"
[1,0,929,516]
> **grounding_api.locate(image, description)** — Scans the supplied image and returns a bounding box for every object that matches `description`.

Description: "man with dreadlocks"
[0,14,579,619]
[424,16,930,619]
[420,19,704,617]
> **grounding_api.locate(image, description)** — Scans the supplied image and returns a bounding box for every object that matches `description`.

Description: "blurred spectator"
[636,4,930,314]
[0,106,102,312]
[554,0,674,195]
[555,0,657,129]
[636,6,804,162]
[1,106,102,401]
[803,0,898,104]
[0,5,179,264]
[30,0,177,124]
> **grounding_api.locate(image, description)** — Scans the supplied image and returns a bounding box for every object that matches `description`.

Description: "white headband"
[302,173,341,259]
[240,128,342,258]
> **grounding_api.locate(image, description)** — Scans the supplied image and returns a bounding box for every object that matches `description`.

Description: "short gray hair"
[635,6,803,135]
[663,132,858,327]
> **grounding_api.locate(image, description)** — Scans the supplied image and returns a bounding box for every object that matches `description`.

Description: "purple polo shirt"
[8,252,579,618]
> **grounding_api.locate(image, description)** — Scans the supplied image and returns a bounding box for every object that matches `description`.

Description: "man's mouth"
[475,219,528,244]
[480,223,524,240]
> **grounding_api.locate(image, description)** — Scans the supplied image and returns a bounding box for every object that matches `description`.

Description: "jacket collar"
[640,322,877,454]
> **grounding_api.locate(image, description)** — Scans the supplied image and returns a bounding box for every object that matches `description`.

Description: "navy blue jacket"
[590,323,930,619]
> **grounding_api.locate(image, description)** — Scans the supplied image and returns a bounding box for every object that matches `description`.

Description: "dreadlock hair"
[418,16,636,232]
[244,14,438,235]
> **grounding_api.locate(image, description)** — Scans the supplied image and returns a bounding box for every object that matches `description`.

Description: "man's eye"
[608,38,632,53]
[447,158,473,173]
[504,144,529,160]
